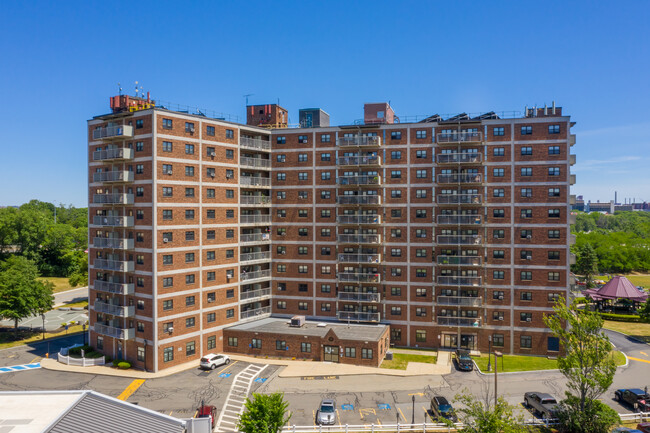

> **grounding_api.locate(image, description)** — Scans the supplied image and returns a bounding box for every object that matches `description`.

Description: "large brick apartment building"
[88,95,576,372]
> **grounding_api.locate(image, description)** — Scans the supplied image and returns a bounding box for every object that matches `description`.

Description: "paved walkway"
[0,309,87,332]
[215,364,268,432]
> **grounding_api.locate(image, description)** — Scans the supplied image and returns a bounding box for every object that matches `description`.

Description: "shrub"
[112,359,121,367]
[599,312,645,323]
[573,297,588,304]
[117,361,131,369]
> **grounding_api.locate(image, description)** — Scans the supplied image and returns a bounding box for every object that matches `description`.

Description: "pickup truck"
[614,388,650,412]
[524,392,558,419]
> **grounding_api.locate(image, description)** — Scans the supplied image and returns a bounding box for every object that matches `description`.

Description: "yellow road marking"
[313,410,317,427]
[408,392,424,396]
[116,379,145,401]
[398,407,407,422]
[29,356,41,364]
[377,418,382,426]
[628,356,650,365]
[215,360,238,375]
[169,411,173,416]
[193,409,198,418]
[640,351,648,357]
[336,409,341,425]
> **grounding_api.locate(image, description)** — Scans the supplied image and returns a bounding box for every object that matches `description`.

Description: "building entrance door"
[323,345,339,363]
[441,334,458,349]
[117,341,123,360]
[460,335,477,350]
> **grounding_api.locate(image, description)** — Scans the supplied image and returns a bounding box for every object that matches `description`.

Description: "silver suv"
[316,399,336,425]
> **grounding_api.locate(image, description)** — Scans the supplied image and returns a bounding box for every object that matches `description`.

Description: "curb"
[604,327,650,346]
[40,357,201,379]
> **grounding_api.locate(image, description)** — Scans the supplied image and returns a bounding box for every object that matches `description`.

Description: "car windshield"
[439,404,452,413]
[320,405,335,413]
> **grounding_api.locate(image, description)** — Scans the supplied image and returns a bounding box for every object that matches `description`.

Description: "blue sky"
[1,0,649,207]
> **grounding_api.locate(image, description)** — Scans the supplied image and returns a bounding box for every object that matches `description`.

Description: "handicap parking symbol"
[254,377,267,383]
[341,404,354,411]
[218,373,231,378]
[377,403,391,410]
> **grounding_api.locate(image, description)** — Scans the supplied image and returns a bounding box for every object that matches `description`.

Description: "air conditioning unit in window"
[526,235,532,239]
[498,295,504,300]
[280,251,286,255]
[526,317,532,322]
[208,151,215,157]
[208,298,214,303]
[226,174,233,179]
[498,317,504,321]
[168,327,174,333]
[163,238,169,243]
[167,171,173,175]
[526,255,532,260]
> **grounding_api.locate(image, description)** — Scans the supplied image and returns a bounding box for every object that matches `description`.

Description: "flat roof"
[227,317,388,341]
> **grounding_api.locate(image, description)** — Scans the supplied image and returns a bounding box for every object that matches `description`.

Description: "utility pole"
[494,351,502,408]
[411,395,415,424]
[487,335,492,372]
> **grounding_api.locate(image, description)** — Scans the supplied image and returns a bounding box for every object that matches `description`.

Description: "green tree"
[639,301,650,323]
[454,392,529,433]
[554,395,620,433]
[238,392,291,433]
[66,250,88,287]
[574,243,599,288]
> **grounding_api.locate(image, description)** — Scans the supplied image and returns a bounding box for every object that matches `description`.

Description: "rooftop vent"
[290,315,306,328]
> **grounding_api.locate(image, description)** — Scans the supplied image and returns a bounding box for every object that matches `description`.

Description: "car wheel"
[211,364,217,370]
[614,394,619,401]
[524,398,529,407]
[226,359,230,364]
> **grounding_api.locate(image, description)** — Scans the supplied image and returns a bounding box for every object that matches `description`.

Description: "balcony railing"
[94,301,135,318]
[336,136,382,147]
[337,175,382,186]
[337,311,381,322]
[240,251,271,262]
[337,195,382,205]
[240,233,271,243]
[437,215,482,225]
[437,194,482,204]
[92,237,134,250]
[92,216,134,227]
[92,148,134,161]
[436,153,482,164]
[338,254,381,263]
[240,269,271,281]
[240,215,271,224]
[436,296,482,307]
[436,256,481,266]
[240,196,271,206]
[92,125,134,141]
[93,193,134,205]
[93,171,134,183]
[436,235,482,245]
[93,324,135,340]
[436,132,482,143]
[337,215,381,224]
[93,280,134,295]
[336,155,382,166]
[240,157,271,169]
[338,292,381,303]
[240,177,271,187]
[240,306,272,319]
[93,259,135,272]
[338,272,381,283]
[437,316,482,327]
[240,288,272,301]
[337,234,382,244]
[437,173,482,184]
[240,137,271,151]
[436,276,482,286]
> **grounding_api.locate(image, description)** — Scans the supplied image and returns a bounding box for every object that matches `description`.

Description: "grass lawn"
[472,351,626,373]
[37,277,76,294]
[56,300,88,310]
[380,353,437,370]
[598,273,650,289]
[603,319,650,344]
[0,325,84,350]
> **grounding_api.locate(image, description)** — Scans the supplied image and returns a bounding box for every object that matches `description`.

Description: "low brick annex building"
[223,316,390,367]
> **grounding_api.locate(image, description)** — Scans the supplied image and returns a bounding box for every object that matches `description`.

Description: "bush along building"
[88,95,575,371]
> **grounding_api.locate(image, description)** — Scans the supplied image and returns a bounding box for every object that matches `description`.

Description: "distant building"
[587,201,614,213]
[299,108,330,128]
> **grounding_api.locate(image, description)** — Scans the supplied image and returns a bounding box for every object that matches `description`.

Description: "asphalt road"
[0,333,85,367]
[54,287,88,306]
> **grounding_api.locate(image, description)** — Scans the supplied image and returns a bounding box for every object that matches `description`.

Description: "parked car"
[430,396,457,422]
[316,399,336,425]
[199,353,230,370]
[196,403,217,428]
[454,349,473,371]
[614,388,650,412]
[636,423,650,433]
[523,392,558,419]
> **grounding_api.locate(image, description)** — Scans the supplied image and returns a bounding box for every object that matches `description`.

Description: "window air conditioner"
[167,171,173,175]
[168,327,174,333]
[526,235,532,239]
[526,317,532,322]
[208,299,214,303]
[498,317,504,321]
[498,295,504,300]
[226,174,232,179]
[208,151,215,157]
[526,256,532,260]
[163,238,169,243]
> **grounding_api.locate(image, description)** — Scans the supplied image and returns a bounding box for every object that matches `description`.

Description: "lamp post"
[494,351,502,408]
[487,335,492,372]
[82,323,86,345]
[411,395,415,425]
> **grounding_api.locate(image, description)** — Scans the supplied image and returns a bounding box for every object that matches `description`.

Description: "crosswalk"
[0,363,41,374]
[215,363,268,432]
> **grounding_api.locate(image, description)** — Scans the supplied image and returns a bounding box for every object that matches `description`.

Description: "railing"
[436,215,482,225]
[240,177,271,187]
[93,237,134,250]
[437,173,482,184]
[336,155,382,166]
[336,136,382,147]
[337,311,381,322]
[338,254,381,263]
[240,157,271,169]
[93,259,135,272]
[436,276,482,286]
[92,193,134,205]
[337,234,382,244]
[437,194,482,204]
[240,233,271,243]
[338,292,381,303]
[240,215,271,224]
[337,195,382,205]
[437,316,482,327]
[92,148,134,161]
[240,269,271,281]
[337,175,382,186]
[240,196,271,206]
[240,288,272,300]
[436,153,482,164]
[240,306,272,319]
[93,280,134,295]
[57,352,105,367]
[240,137,271,151]
[570,154,576,165]
[436,296,482,307]
[436,256,481,266]
[93,171,134,183]
[92,216,134,227]
[94,301,135,317]
[436,235,482,245]
[436,131,482,143]
[337,215,381,224]
[92,125,134,140]
[338,273,381,283]
[240,251,271,262]
[93,324,135,340]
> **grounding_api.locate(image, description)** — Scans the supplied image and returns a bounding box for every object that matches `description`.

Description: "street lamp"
[494,351,502,408]
[82,323,86,345]
[487,335,492,372]
[411,395,415,425]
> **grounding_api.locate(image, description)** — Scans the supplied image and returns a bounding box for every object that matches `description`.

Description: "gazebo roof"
[584,276,648,302]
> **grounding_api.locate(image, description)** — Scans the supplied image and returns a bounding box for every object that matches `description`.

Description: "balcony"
[570,195,576,205]
[92,125,134,141]
[240,269,271,282]
[436,276,482,286]
[436,256,481,266]
[240,233,271,244]
[93,259,135,273]
[92,148,134,161]
[337,311,381,322]
[93,171,134,183]
[240,288,272,301]
[93,237,134,250]
[437,194,482,205]
[94,301,135,318]
[337,175,382,186]
[436,235,482,245]
[93,193,134,205]
[92,216,134,227]
[240,157,271,170]
[338,292,381,303]
[437,173,482,184]
[240,306,272,320]
[93,280,134,295]
[436,131,482,144]
[570,234,576,245]
[570,154,576,165]
[240,251,271,263]
[240,196,271,206]
[437,317,482,327]
[240,215,271,225]
[436,153,482,164]
[338,253,381,264]
[337,195,382,206]
[240,137,271,151]
[569,213,577,225]
[436,296,482,307]
[93,323,135,340]
[337,234,382,244]
[240,177,271,188]
[336,155,382,166]
[337,215,381,225]
[338,272,381,283]
[570,134,576,146]
[336,136,382,147]
[436,215,482,225]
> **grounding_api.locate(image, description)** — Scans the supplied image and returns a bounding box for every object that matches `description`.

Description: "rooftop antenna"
[243,93,254,106]
[134,81,139,97]
[118,82,122,96]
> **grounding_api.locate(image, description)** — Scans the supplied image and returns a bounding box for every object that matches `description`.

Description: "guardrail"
[57,350,106,367]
